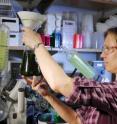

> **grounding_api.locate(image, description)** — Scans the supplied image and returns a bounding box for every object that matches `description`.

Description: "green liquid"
[20,51,41,76]
[69,53,96,79]
[0,31,8,71]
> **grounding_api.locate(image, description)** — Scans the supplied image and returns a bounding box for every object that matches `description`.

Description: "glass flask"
[20,50,41,76]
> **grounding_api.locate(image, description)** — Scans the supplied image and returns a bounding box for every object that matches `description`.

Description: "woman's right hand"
[22,27,43,49]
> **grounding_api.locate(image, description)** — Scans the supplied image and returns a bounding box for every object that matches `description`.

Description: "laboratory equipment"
[20,51,41,76]
[93,61,112,82]
[0,11,46,124]
[7,79,27,124]
[17,11,46,76]
[0,17,20,46]
[0,24,9,73]
[0,23,9,122]
[0,23,9,95]
[64,48,100,80]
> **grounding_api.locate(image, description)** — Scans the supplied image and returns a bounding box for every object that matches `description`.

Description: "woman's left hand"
[33,82,49,97]
[23,76,50,97]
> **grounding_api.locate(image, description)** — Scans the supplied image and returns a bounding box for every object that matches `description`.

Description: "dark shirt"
[66,76,117,124]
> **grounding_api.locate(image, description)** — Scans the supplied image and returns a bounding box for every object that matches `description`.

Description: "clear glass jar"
[0,24,9,72]
[0,24,9,89]
[20,50,41,76]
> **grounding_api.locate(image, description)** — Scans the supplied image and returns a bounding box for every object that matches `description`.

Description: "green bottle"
[65,49,99,80]
[50,32,55,47]
[20,51,41,76]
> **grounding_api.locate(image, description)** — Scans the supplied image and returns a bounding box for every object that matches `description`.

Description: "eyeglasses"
[102,46,117,54]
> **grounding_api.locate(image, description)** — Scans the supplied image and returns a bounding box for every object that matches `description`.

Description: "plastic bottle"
[65,49,100,80]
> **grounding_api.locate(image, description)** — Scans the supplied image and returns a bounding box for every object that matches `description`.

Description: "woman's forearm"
[44,93,81,124]
[34,44,74,97]
[22,28,74,97]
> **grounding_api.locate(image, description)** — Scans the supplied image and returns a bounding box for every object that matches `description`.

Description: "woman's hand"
[22,27,42,49]
[32,82,49,97]
[22,75,41,85]
[23,76,50,97]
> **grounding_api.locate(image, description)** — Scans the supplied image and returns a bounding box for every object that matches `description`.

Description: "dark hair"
[104,27,117,38]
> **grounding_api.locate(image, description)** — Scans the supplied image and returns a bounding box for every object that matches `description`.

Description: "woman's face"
[101,33,117,73]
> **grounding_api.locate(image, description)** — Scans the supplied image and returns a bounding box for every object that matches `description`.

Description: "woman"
[22,27,117,124]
